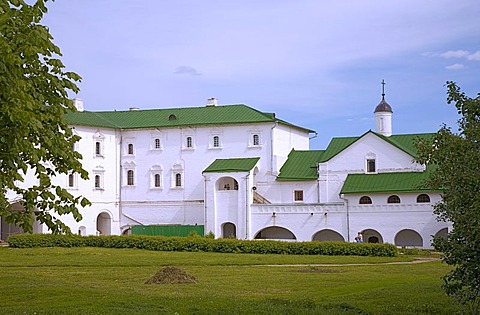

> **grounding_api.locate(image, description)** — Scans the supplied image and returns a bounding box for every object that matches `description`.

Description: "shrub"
[7,234,398,257]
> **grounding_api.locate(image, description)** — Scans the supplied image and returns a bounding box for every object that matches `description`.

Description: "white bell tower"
[374,80,393,137]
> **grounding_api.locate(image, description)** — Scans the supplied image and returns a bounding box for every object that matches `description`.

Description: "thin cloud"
[439,50,470,58]
[467,50,480,61]
[174,66,202,76]
[445,63,465,70]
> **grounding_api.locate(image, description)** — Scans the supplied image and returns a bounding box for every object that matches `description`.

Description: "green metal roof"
[65,104,314,132]
[203,157,260,173]
[276,150,324,181]
[320,131,435,162]
[340,169,436,194]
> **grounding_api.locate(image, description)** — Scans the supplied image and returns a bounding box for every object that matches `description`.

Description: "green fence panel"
[131,225,204,237]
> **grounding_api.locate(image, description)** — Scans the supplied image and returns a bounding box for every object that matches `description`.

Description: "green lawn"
[0,247,462,314]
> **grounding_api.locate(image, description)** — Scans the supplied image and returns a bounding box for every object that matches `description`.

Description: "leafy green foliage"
[0,0,90,233]
[7,234,399,257]
[416,82,480,311]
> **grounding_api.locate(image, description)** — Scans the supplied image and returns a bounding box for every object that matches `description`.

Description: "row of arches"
[219,223,447,247]
[359,193,431,204]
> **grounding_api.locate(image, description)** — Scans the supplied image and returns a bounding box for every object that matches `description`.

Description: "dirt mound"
[145,266,197,284]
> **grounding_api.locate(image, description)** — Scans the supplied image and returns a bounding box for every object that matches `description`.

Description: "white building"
[1,96,449,248]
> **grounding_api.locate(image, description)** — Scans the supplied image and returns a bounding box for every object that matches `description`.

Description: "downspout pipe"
[339,193,350,242]
[203,174,208,236]
[270,122,278,175]
[245,173,250,240]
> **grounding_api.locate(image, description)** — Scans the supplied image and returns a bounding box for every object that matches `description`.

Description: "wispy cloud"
[174,66,202,76]
[439,50,470,58]
[445,63,465,70]
[467,50,480,61]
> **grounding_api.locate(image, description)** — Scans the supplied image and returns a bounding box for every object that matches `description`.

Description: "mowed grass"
[0,247,462,315]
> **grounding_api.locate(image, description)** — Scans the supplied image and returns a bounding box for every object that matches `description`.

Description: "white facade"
[2,99,449,248]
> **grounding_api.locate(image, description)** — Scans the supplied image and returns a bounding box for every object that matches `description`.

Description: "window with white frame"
[93,166,105,190]
[150,132,163,150]
[67,173,77,189]
[213,135,220,147]
[93,131,105,157]
[209,130,223,149]
[365,152,376,173]
[294,190,304,202]
[150,165,163,189]
[253,134,260,146]
[123,161,136,187]
[127,170,135,186]
[171,163,184,188]
[127,143,134,155]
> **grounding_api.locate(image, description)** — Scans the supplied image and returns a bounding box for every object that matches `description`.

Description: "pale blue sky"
[43,1,480,149]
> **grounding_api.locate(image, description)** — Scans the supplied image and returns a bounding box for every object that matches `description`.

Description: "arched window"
[359,196,372,204]
[95,141,101,155]
[68,174,75,187]
[128,143,134,155]
[416,194,431,203]
[127,170,134,186]
[213,136,220,147]
[95,175,101,188]
[168,114,177,121]
[387,195,401,204]
[154,174,161,187]
[186,136,192,148]
[253,134,259,146]
[154,138,161,149]
[175,173,182,187]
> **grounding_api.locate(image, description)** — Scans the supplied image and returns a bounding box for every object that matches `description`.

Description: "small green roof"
[276,150,324,181]
[65,104,314,133]
[340,169,436,194]
[320,131,435,162]
[203,157,260,173]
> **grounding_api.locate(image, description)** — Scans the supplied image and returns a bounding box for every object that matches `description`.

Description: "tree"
[416,82,480,313]
[0,0,90,234]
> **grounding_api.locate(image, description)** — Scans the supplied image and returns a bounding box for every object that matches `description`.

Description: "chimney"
[72,98,84,112]
[206,97,218,106]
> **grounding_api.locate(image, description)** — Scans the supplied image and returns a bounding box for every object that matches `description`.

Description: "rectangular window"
[175,173,182,187]
[294,190,304,201]
[155,138,161,149]
[68,174,75,187]
[213,136,220,147]
[127,170,134,186]
[367,159,376,173]
[95,142,101,155]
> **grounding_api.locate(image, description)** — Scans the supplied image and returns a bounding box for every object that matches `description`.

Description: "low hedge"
[7,234,398,257]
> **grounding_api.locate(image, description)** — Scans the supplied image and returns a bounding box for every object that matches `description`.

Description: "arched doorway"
[216,176,239,190]
[78,226,86,236]
[254,226,296,240]
[362,229,383,244]
[395,229,423,247]
[312,229,345,242]
[222,222,236,238]
[1,202,42,240]
[434,227,448,240]
[96,212,111,236]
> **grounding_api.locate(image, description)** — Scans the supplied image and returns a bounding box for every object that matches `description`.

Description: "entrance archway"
[222,222,236,238]
[96,212,111,235]
[434,227,448,240]
[362,229,383,244]
[216,176,239,191]
[312,229,345,242]
[395,229,423,247]
[254,226,296,240]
